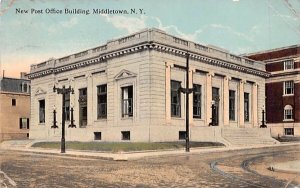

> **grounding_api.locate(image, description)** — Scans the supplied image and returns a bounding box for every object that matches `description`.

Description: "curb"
[1,142,300,161]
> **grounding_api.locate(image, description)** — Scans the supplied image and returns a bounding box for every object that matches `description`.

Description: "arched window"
[284,105,293,120]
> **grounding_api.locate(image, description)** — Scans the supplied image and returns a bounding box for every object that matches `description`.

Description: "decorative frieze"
[28,42,270,79]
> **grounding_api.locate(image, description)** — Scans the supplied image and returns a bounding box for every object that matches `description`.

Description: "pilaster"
[165,62,173,125]
[189,68,196,125]
[223,76,231,126]
[86,73,93,126]
[239,79,246,128]
[206,71,214,126]
[252,82,258,127]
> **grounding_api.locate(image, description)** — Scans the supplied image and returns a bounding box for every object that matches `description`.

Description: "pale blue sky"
[1,0,299,77]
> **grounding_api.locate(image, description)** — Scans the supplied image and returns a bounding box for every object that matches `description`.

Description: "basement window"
[121,131,130,140]
[284,128,294,136]
[94,132,102,140]
[179,131,186,140]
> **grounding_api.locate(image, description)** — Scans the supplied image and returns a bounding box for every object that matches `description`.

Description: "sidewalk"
[1,140,300,161]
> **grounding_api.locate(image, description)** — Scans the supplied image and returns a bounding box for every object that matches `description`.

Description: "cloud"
[208,24,254,42]
[154,17,202,41]
[60,17,79,28]
[153,17,253,43]
[102,15,147,33]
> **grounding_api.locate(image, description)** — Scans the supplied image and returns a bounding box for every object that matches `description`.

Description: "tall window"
[39,99,45,123]
[97,84,107,119]
[244,93,249,122]
[79,88,87,127]
[284,81,294,95]
[171,80,181,117]
[122,86,133,117]
[284,60,294,70]
[64,92,70,121]
[212,87,220,125]
[193,84,201,118]
[284,105,293,120]
[229,90,235,121]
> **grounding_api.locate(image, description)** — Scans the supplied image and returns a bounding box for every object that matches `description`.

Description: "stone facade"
[28,28,269,142]
[246,45,300,137]
[0,75,30,141]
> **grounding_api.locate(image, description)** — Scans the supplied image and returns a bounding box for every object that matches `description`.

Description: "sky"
[0,0,299,78]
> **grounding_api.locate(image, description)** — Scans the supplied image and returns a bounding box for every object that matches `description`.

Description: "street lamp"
[52,85,74,153]
[178,53,193,152]
[260,106,267,128]
[68,103,76,128]
[51,105,58,128]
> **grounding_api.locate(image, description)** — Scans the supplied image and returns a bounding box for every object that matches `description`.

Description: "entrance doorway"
[212,87,220,126]
[78,88,87,127]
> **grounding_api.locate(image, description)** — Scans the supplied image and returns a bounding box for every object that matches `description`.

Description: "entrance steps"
[221,128,279,146]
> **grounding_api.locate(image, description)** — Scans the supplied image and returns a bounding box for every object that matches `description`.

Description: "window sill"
[283,119,294,122]
[171,117,184,120]
[39,123,45,126]
[121,117,133,120]
[95,118,107,122]
[283,94,294,97]
[193,118,204,121]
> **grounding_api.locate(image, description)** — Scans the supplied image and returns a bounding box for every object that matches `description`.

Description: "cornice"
[28,42,270,79]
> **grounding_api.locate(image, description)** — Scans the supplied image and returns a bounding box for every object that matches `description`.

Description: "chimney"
[20,72,27,79]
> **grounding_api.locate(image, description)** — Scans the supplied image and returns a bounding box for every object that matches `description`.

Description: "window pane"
[244,93,249,122]
[193,84,201,118]
[39,100,45,123]
[171,80,181,117]
[122,86,133,117]
[229,90,235,121]
[97,84,107,119]
[284,81,294,95]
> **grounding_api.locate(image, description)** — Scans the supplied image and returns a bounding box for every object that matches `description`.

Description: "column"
[189,68,195,126]
[206,72,214,126]
[165,62,173,125]
[87,73,93,126]
[223,76,231,126]
[252,83,258,127]
[239,80,246,128]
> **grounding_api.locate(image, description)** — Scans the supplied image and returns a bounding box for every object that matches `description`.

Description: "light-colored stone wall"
[0,92,30,141]
[29,28,268,142]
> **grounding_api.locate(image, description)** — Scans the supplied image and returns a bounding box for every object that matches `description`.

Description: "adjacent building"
[28,28,270,143]
[0,73,30,141]
[246,45,300,137]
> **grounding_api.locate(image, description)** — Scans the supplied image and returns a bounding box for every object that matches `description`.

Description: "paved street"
[0,145,300,188]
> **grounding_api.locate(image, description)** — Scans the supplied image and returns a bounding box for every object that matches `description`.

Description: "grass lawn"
[31,141,225,152]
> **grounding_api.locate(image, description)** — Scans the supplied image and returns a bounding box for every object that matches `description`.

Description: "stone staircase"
[221,128,279,146]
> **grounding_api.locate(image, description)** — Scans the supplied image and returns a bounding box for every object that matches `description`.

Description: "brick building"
[0,73,31,141]
[246,45,300,137]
